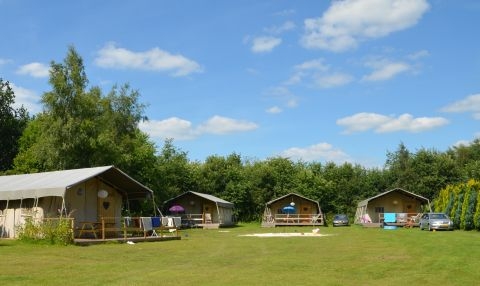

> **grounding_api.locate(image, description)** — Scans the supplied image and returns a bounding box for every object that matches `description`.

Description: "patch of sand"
[239,232,333,237]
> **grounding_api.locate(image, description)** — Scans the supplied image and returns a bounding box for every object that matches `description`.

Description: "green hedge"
[434,179,480,230]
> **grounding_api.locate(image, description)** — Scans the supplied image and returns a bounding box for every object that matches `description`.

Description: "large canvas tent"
[163,191,235,228]
[0,166,154,238]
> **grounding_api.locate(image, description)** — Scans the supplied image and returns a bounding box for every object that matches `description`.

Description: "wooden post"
[101,217,105,240]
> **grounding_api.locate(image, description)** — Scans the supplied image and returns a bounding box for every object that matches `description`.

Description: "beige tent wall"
[0,178,125,237]
[365,193,425,223]
[218,207,233,225]
[65,178,122,228]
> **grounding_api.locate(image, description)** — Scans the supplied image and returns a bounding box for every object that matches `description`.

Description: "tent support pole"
[60,197,66,218]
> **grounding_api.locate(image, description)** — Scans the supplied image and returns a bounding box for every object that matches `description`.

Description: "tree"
[0,79,29,172]
[153,139,194,203]
[385,142,415,190]
[13,46,157,186]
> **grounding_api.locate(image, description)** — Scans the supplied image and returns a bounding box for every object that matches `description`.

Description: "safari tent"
[261,193,325,227]
[354,188,431,226]
[163,191,235,228]
[0,166,154,238]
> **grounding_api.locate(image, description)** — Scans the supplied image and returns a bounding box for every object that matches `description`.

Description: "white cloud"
[10,83,41,114]
[286,58,352,88]
[314,72,353,88]
[337,112,449,134]
[440,94,480,119]
[139,115,258,141]
[279,142,351,163]
[139,117,197,140]
[407,49,430,60]
[362,60,410,81]
[285,59,330,85]
[266,106,282,114]
[274,9,296,17]
[94,43,202,76]
[198,115,258,134]
[264,21,296,34]
[294,58,329,72]
[0,58,12,65]
[251,36,282,53]
[265,86,299,108]
[301,0,430,52]
[17,62,50,78]
[453,140,472,147]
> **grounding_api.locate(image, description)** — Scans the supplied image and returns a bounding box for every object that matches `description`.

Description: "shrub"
[17,218,73,245]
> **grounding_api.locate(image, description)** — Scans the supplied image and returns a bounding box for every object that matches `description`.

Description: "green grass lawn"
[1,223,479,285]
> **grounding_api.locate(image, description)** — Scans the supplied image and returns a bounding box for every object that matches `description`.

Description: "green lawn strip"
[1,223,479,285]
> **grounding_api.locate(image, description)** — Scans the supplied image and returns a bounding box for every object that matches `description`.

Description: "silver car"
[419,213,454,231]
[332,214,349,227]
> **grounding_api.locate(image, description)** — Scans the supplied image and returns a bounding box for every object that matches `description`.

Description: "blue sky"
[1,0,479,167]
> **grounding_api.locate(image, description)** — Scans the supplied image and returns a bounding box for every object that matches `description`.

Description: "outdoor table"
[78,221,99,239]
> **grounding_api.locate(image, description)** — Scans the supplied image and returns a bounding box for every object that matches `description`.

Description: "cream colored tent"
[354,188,431,224]
[0,166,154,238]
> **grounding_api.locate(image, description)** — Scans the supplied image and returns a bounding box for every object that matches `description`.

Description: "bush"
[17,218,73,245]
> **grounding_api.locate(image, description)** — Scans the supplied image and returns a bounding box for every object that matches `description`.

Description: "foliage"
[16,218,73,245]
[435,180,480,230]
[0,79,29,172]
[12,46,156,187]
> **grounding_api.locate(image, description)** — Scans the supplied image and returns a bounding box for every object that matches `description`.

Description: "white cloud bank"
[279,142,351,163]
[139,115,258,141]
[337,112,449,134]
[94,43,203,76]
[441,93,480,119]
[16,62,50,78]
[301,0,430,52]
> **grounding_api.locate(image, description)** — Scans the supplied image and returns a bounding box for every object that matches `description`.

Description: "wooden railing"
[76,216,179,240]
[179,214,205,227]
[378,212,421,225]
[273,214,323,225]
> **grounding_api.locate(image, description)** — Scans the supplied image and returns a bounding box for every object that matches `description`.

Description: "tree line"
[2,47,480,222]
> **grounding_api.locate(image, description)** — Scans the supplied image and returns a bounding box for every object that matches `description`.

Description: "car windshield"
[335,215,347,219]
[430,213,447,219]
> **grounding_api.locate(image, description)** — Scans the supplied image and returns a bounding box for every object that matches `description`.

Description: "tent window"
[374,207,384,213]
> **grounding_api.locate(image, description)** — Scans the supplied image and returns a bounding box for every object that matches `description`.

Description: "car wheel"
[428,224,432,231]
[419,223,423,230]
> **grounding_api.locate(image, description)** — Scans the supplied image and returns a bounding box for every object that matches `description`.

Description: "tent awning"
[0,166,153,200]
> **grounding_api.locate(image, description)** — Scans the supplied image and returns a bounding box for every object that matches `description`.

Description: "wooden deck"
[74,216,181,244]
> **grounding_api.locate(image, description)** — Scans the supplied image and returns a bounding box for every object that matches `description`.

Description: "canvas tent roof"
[266,193,319,206]
[357,188,430,208]
[0,166,153,200]
[164,191,234,208]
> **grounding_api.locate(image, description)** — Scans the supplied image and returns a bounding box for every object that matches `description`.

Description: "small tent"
[354,188,431,225]
[261,193,325,227]
[0,166,154,238]
[163,191,235,228]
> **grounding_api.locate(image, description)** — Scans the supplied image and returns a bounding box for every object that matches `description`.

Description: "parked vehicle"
[419,213,454,231]
[332,214,349,227]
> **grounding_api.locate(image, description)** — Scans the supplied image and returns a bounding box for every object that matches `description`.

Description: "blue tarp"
[384,213,396,223]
